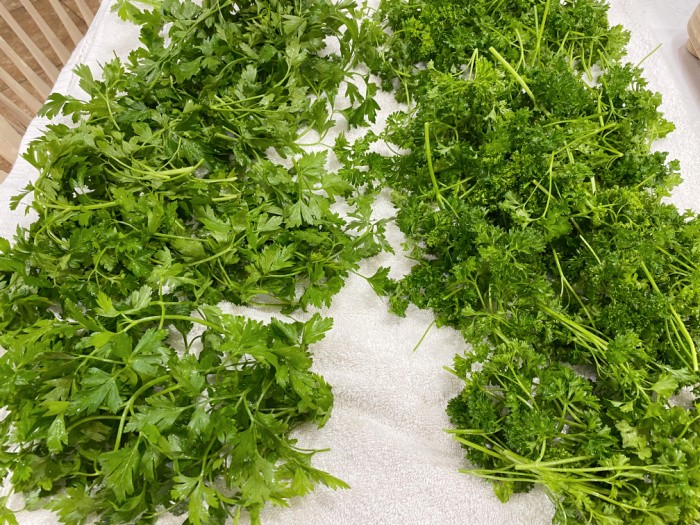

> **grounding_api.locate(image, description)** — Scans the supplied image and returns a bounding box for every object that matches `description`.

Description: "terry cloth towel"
[1,1,699,523]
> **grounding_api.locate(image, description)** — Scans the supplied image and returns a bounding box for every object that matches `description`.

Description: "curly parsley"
[354,0,700,523]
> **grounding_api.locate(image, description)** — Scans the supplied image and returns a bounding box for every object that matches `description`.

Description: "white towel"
[2,1,699,523]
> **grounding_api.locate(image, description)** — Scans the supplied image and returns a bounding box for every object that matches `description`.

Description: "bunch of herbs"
[0,0,384,523]
[344,0,700,522]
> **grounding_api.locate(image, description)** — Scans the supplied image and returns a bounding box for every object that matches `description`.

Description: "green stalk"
[579,235,602,265]
[551,248,596,326]
[539,153,555,219]
[424,122,458,217]
[424,122,442,204]
[641,261,698,371]
[533,0,551,63]
[412,320,435,352]
[41,201,120,212]
[488,47,536,104]
[114,375,170,451]
[120,314,222,333]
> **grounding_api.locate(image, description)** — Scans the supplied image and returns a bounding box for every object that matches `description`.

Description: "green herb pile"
[348,0,700,522]
[2,0,699,523]
[0,0,383,523]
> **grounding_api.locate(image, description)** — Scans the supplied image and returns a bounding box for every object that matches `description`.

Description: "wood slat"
[0,33,52,98]
[0,115,22,167]
[46,0,85,46]
[17,0,72,64]
[73,0,97,27]
[689,3,700,59]
[0,0,101,180]
[0,90,32,132]
[0,65,42,114]
[0,2,60,79]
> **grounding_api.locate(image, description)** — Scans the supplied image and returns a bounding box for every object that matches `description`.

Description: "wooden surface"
[689,3,700,58]
[0,0,100,177]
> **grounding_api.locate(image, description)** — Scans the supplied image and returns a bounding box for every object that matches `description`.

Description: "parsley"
[5,0,697,522]
[357,0,700,522]
[0,0,384,522]
[0,298,343,524]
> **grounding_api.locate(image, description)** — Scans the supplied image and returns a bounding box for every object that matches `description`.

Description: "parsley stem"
[152,233,208,241]
[539,304,609,357]
[191,244,238,266]
[655,245,696,273]
[664,318,692,368]
[512,456,598,469]
[488,47,536,105]
[120,315,221,333]
[147,384,181,401]
[634,43,662,69]
[551,248,595,326]
[533,0,551,64]
[114,375,170,451]
[158,285,166,330]
[555,122,617,155]
[200,177,238,184]
[66,415,123,432]
[200,437,217,478]
[42,201,119,212]
[424,122,441,202]
[211,194,240,202]
[578,235,602,265]
[453,435,508,462]
[640,261,698,371]
[411,320,435,352]
[424,122,458,218]
[538,153,555,219]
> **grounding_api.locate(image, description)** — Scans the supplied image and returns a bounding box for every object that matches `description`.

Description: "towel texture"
[2,1,699,523]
